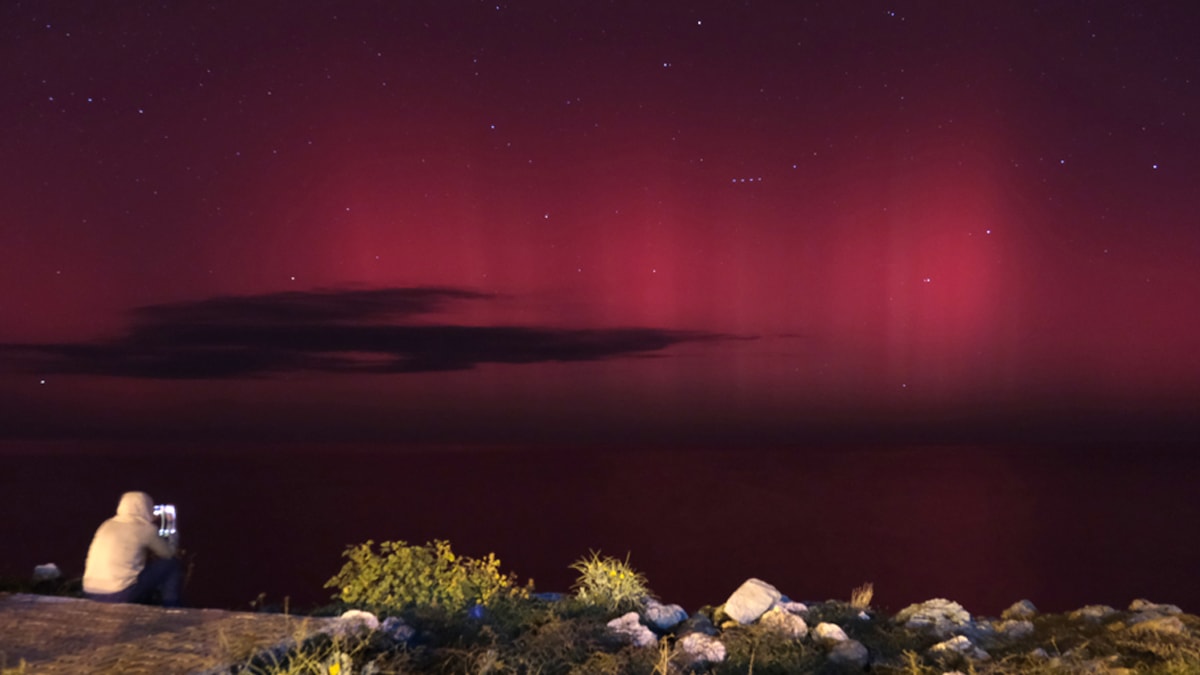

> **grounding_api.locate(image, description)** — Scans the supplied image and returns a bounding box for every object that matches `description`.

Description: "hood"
[114,491,155,524]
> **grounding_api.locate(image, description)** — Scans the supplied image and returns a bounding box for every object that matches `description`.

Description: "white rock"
[723,578,782,624]
[678,632,727,665]
[929,635,990,661]
[1069,605,1117,622]
[894,599,972,639]
[334,609,380,636]
[775,600,809,615]
[607,611,657,647]
[759,606,808,639]
[1129,599,1183,615]
[994,620,1034,640]
[813,622,848,646]
[32,563,61,582]
[828,639,869,668]
[1129,616,1187,635]
[643,599,688,631]
[1000,599,1038,620]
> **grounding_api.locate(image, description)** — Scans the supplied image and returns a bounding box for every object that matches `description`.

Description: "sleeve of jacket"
[143,526,178,558]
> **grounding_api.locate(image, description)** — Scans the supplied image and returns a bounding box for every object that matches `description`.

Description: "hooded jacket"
[82,491,177,594]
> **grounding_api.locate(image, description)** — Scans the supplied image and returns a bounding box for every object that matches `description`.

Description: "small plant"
[325,539,527,615]
[240,629,375,675]
[850,581,874,610]
[569,550,653,612]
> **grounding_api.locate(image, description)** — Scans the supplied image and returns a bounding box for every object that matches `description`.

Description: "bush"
[325,539,527,615]
[569,550,653,612]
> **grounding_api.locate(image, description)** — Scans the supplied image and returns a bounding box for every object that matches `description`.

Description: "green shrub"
[569,550,653,612]
[325,539,527,615]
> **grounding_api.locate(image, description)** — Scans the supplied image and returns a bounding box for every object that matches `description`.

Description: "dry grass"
[849,582,875,610]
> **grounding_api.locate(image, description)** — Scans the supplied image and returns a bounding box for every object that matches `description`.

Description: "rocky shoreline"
[590,577,1194,672]
[326,577,1199,673]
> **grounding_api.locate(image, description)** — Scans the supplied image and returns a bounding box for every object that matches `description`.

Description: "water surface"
[2,441,1196,616]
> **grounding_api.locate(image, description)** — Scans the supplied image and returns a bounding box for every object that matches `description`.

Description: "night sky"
[3,1,1198,446]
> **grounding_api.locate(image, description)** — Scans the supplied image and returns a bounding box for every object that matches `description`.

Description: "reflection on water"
[2,441,1197,615]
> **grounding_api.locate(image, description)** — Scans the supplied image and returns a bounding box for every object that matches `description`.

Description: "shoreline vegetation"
[4,541,1199,674]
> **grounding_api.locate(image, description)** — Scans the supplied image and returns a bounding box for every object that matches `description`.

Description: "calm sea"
[2,441,1197,616]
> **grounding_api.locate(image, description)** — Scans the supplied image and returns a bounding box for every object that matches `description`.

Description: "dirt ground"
[0,593,339,674]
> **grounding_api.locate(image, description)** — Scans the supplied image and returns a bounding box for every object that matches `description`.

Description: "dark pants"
[86,558,183,607]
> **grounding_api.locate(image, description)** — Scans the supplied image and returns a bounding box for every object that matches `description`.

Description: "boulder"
[1129,599,1183,616]
[643,599,688,632]
[723,578,782,624]
[813,622,848,646]
[332,610,379,637]
[1069,605,1117,623]
[678,632,727,665]
[776,600,809,615]
[1129,616,1187,636]
[677,612,720,637]
[607,611,657,647]
[32,563,61,582]
[928,635,990,661]
[894,599,972,639]
[759,606,808,639]
[994,619,1035,641]
[1000,599,1038,620]
[828,639,869,669]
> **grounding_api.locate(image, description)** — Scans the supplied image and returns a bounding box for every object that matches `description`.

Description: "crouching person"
[83,491,183,607]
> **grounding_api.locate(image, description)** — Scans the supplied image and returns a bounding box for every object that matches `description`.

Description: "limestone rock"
[1129,599,1183,615]
[678,632,727,665]
[828,639,869,668]
[723,578,782,624]
[1069,605,1118,623]
[333,609,380,636]
[1000,599,1038,620]
[32,563,61,582]
[995,619,1035,641]
[813,621,848,646]
[1129,616,1187,636]
[643,599,688,632]
[894,599,972,639]
[928,635,990,661]
[607,611,657,647]
[776,600,809,615]
[759,606,808,639]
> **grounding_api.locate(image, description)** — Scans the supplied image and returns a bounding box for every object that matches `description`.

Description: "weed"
[325,539,527,616]
[850,582,874,610]
[569,550,653,612]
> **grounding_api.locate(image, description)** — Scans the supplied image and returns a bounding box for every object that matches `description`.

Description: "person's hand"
[168,531,180,551]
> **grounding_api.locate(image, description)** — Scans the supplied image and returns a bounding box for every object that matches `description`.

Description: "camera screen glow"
[153,504,176,537]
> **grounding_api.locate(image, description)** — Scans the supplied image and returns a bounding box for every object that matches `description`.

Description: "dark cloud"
[2,287,730,379]
[132,286,491,327]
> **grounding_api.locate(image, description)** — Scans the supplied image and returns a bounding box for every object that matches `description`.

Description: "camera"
[152,504,177,538]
